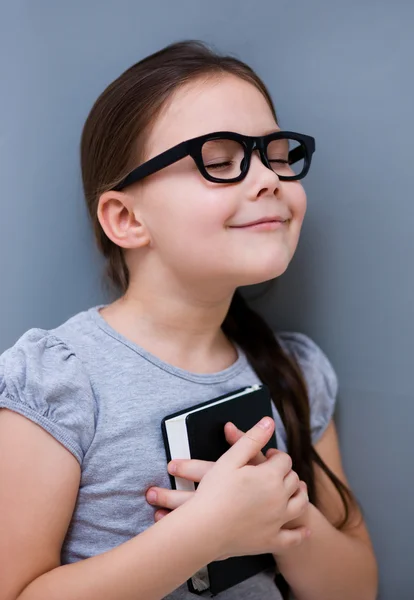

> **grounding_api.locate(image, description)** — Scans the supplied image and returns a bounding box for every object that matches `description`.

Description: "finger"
[146,487,193,510]
[224,421,243,445]
[286,486,309,520]
[283,470,301,497]
[217,417,275,470]
[225,422,267,466]
[168,459,214,482]
[262,449,293,477]
[154,509,170,522]
[274,526,311,553]
[265,448,279,459]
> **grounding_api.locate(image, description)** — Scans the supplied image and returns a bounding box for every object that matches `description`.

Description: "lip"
[229,216,289,228]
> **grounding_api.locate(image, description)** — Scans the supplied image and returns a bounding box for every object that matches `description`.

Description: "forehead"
[146,75,279,155]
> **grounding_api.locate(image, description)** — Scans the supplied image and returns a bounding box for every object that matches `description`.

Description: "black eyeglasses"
[111,130,315,191]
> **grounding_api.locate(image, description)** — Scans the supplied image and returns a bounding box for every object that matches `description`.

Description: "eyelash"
[206,161,234,170]
[206,158,291,171]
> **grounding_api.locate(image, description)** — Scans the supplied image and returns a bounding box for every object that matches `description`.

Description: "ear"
[97,190,150,250]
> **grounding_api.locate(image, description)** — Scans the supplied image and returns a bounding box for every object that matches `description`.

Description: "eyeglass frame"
[111,130,316,191]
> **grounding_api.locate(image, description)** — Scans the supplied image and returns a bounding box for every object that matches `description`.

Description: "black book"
[161,384,277,596]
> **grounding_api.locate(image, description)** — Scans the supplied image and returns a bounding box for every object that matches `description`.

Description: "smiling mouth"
[229,217,290,229]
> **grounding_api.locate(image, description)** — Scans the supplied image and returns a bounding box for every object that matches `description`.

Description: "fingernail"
[258,417,272,429]
[147,489,157,503]
[168,462,177,474]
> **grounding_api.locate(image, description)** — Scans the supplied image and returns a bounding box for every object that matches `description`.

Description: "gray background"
[1,1,413,598]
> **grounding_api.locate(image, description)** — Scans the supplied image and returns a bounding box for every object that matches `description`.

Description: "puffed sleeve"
[0,329,96,464]
[277,332,338,444]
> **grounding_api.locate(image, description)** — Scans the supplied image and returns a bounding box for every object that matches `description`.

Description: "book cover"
[161,384,277,595]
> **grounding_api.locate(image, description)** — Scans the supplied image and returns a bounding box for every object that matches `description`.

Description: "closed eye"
[205,161,234,170]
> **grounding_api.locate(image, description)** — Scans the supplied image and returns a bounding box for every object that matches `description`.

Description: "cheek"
[283,184,307,255]
[145,181,234,249]
[284,184,307,248]
[289,183,307,223]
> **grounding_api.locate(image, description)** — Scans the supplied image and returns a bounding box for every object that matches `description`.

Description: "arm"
[0,409,219,600]
[275,419,378,600]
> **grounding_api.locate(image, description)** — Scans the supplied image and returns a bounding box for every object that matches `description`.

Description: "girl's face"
[130,75,307,291]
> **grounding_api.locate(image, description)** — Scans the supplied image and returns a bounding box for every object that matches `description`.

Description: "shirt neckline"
[88,304,248,384]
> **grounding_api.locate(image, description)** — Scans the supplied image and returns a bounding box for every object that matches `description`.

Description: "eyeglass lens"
[201,136,305,180]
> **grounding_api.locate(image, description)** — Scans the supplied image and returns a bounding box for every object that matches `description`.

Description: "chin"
[237,259,291,287]
[238,241,295,283]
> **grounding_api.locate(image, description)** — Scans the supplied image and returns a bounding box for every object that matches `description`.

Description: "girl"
[0,41,377,600]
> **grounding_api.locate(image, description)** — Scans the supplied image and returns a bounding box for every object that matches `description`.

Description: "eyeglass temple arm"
[288,145,306,165]
[114,142,190,190]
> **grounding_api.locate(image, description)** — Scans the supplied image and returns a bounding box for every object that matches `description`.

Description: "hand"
[146,421,277,521]
[147,418,310,559]
[147,422,307,525]
[222,422,311,532]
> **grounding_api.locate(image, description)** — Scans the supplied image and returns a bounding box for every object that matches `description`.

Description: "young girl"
[0,41,377,600]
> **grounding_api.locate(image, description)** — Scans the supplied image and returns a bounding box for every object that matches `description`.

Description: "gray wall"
[1,2,413,598]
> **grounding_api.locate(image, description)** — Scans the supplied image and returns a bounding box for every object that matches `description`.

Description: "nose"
[248,149,281,198]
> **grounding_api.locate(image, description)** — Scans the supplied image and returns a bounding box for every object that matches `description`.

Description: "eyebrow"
[262,128,281,136]
[234,128,281,138]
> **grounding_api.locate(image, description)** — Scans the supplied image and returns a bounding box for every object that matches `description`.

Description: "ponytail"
[222,290,357,598]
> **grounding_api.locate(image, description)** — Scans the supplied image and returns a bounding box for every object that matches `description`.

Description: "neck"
[100,277,238,373]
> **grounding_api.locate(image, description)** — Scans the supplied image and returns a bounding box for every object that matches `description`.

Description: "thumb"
[217,417,275,470]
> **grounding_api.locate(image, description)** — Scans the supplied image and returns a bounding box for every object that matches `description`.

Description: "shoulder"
[276,331,338,444]
[0,326,97,464]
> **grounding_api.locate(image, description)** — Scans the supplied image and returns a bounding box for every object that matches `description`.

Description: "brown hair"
[81,39,357,596]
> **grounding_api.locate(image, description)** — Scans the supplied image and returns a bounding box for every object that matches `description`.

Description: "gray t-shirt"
[0,306,337,599]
